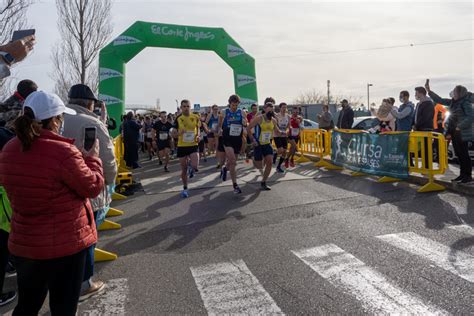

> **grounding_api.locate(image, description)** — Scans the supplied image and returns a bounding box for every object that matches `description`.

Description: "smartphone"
[83,127,97,152]
[12,29,35,42]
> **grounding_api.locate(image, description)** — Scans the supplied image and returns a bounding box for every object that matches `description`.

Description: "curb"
[297,154,474,197]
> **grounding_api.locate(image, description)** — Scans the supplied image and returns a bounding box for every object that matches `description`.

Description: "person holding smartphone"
[0,32,36,80]
[62,84,118,301]
[0,91,104,315]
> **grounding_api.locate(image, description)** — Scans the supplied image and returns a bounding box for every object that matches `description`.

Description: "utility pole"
[327,80,331,106]
[367,83,373,111]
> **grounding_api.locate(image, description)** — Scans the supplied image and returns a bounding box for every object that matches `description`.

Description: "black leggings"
[13,248,87,316]
[0,229,9,294]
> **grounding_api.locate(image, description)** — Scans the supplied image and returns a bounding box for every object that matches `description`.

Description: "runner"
[153,111,173,172]
[287,106,303,167]
[174,100,200,198]
[206,105,220,155]
[218,94,247,194]
[199,112,209,162]
[143,116,155,160]
[245,103,259,159]
[247,102,282,190]
[273,102,290,172]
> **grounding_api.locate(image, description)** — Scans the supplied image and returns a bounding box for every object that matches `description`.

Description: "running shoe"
[164,166,169,172]
[181,190,189,198]
[276,166,285,173]
[159,160,163,166]
[290,160,295,168]
[220,166,228,181]
[0,291,16,307]
[284,160,289,169]
[261,182,271,191]
[233,185,242,194]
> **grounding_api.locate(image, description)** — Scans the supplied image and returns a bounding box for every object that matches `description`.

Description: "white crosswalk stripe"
[447,224,474,236]
[190,259,283,315]
[377,232,474,283]
[292,244,447,315]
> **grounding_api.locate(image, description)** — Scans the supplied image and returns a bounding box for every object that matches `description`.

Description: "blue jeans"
[83,205,109,282]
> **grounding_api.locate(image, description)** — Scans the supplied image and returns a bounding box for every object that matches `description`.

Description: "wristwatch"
[0,52,15,66]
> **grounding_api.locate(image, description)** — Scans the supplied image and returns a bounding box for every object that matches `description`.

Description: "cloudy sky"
[9,0,474,113]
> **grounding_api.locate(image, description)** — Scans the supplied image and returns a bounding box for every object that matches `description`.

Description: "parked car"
[302,119,319,129]
[448,141,474,162]
[352,116,377,130]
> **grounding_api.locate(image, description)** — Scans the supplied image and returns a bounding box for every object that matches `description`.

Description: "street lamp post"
[327,80,331,106]
[367,83,373,110]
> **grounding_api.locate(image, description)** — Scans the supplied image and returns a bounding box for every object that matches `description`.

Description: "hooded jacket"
[63,104,117,211]
[0,130,104,259]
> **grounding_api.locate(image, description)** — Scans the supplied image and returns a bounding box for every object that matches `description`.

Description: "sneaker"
[0,291,16,307]
[261,182,271,191]
[451,175,464,182]
[276,166,284,173]
[181,190,189,198]
[233,185,242,194]
[164,166,169,172]
[290,160,295,168]
[220,167,228,181]
[284,160,289,169]
[79,280,105,302]
[5,261,16,276]
[460,177,473,184]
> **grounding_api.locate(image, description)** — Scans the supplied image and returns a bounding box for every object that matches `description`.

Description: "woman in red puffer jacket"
[0,91,104,316]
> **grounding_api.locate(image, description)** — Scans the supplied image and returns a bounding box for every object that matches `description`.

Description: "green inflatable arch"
[98,21,258,136]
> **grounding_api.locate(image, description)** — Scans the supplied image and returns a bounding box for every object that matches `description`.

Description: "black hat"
[68,84,98,101]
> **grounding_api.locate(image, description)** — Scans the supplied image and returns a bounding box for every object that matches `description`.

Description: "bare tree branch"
[293,88,362,107]
[51,0,113,101]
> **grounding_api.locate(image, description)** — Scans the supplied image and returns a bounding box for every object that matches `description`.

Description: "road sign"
[194,104,201,111]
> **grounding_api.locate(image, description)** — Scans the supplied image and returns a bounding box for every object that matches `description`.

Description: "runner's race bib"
[291,128,300,136]
[159,132,168,140]
[261,132,272,143]
[211,123,218,131]
[146,132,153,138]
[229,124,242,136]
[183,132,195,143]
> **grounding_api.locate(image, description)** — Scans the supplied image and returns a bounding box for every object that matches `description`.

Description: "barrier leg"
[295,154,311,163]
[112,192,127,200]
[377,176,401,183]
[98,219,122,231]
[417,174,445,193]
[106,207,124,217]
[351,171,366,177]
[314,160,343,170]
[94,248,118,262]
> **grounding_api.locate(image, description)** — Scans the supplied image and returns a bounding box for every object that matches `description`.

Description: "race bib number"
[261,132,272,143]
[291,128,300,136]
[183,132,195,143]
[229,124,242,136]
[211,123,218,131]
[146,132,153,138]
[159,132,168,140]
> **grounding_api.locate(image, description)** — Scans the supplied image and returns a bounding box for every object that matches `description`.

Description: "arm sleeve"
[428,91,451,106]
[61,147,105,199]
[97,122,117,185]
[457,101,473,130]
[390,107,412,119]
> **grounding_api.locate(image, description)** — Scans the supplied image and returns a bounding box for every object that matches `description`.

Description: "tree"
[51,0,113,101]
[0,0,33,99]
[293,88,362,107]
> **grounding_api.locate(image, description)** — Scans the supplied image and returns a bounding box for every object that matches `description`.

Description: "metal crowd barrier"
[296,128,448,193]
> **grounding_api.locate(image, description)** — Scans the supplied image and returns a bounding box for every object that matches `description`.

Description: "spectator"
[316,105,334,130]
[413,87,434,131]
[433,103,447,134]
[369,99,396,133]
[427,82,473,184]
[390,90,415,131]
[0,79,38,127]
[123,111,142,168]
[336,99,354,129]
[0,36,36,80]
[0,91,104,315]
[63,84,118,301]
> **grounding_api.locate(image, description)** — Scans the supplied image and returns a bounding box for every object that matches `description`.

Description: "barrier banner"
[331,131,409,179]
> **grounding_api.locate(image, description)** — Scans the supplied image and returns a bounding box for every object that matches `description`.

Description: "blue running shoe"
[181,190,189,198]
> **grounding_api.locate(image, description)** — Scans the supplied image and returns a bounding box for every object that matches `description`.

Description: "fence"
[297,129,448,193]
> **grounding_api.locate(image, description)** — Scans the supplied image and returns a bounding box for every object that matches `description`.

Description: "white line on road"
[377,232,474,283]
[190,259,283,315]
[447,224,474,236]
[81,278,129,316]
[292,244,446,315]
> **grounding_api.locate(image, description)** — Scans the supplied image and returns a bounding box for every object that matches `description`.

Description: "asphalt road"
[2,156,473,315]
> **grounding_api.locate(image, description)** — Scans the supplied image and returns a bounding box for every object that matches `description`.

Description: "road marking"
[292,244,446,315]
[190,259,283,315]
[81,278,129,316]
[439,192,468,215]
[377,232,474,283]
[448,224,474,236]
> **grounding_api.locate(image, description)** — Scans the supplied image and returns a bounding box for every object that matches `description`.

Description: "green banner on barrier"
[331,131,409,179]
